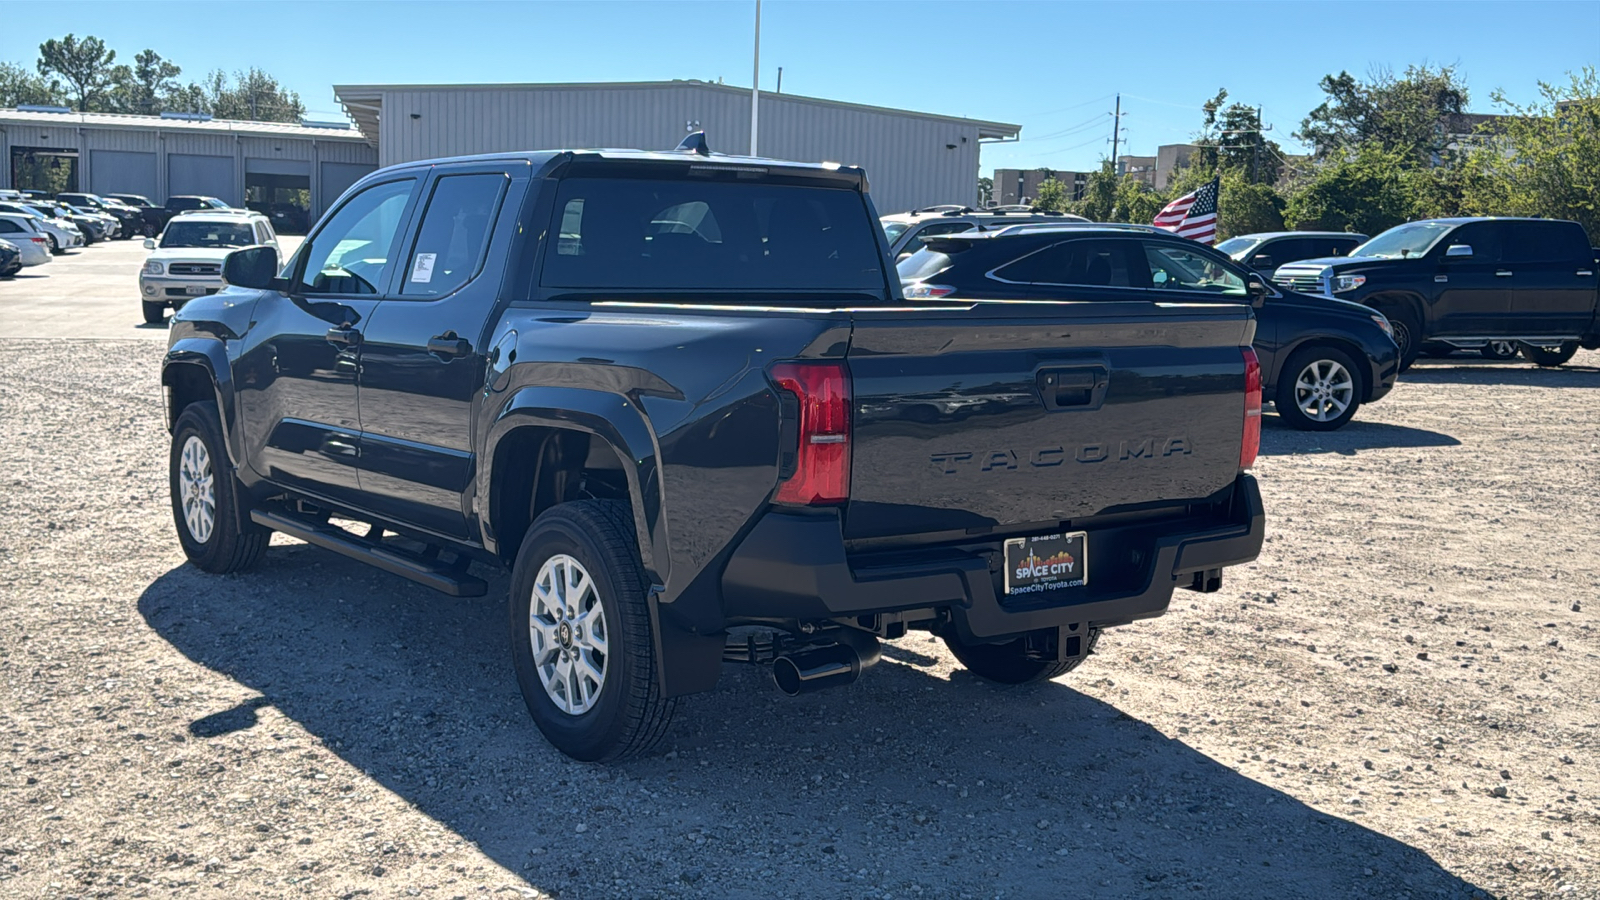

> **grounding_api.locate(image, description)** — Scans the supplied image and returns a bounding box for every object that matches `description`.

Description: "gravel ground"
[1,339,1596,900]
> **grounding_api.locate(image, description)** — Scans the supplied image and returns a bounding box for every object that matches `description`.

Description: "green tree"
[1217,172,1286,239]
[1296,64,1469,166]
[1071,160,1118,221]
[36,34,119,112]
[977,176,993,207]
[201,67,305,122]
[1283,146,1410,235]
[0,61,65,107]
[110,49,182,114]
[1194,89,1284,185]
[1115,176,1165,226]
[1031,177,1069,213]
[1461,67,1600,243]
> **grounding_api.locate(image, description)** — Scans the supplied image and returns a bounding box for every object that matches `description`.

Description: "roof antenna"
[676,131,711,156]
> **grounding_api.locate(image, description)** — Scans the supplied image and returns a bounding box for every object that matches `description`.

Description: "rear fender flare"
[484,386,667,585]
[162,339,241,467]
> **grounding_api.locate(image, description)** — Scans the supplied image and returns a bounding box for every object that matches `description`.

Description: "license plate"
[185,286,209,295]
[1004,531,1088,595]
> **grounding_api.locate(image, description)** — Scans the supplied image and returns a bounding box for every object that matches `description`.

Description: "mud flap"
[648,587,725,698]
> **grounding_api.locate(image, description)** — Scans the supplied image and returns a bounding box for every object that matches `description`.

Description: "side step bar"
[250,509,488,597]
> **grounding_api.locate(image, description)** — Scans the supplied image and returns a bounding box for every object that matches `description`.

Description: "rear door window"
[400,173,508,298]
[540,177,885,293]
[993,239,1138,287]
[1507,221,1589,264]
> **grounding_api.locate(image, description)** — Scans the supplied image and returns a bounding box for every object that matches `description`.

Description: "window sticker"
[410,252,437,283]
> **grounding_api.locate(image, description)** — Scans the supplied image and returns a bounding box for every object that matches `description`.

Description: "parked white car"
[140,210,278,324]
[0,201,83,252]
[0,214,55,267]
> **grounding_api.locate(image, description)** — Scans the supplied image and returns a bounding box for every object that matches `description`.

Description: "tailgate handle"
[1038,366,1109,411]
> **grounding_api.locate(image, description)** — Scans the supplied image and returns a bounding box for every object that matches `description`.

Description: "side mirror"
[1246,272,1272,308]
[143,237,156,250]
[1251,254,1274,269]
[222,245,281,290]
[1444,244,1473,258]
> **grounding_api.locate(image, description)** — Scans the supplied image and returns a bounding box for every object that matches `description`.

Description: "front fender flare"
[483,386,667,586]
[163,338,241,468]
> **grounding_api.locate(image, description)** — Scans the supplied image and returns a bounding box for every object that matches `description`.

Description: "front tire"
[945,628,1101,684]
[1276,346,1362,431]
[169,402,269,573]
[1518,341,1579,367]
[1384,309,1422,372]
[142,301,166,325]
[509,500,674,762]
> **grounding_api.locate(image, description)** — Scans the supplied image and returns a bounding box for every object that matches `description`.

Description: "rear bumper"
[721,474,1265,642]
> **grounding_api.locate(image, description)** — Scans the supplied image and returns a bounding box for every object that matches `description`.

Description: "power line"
[1025,93,1115,118]
[1014,111,1111,143]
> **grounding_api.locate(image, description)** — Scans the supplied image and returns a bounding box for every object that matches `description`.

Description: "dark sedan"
[898,224,1401,431]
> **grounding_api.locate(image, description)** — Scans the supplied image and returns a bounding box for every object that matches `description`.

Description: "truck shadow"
[139,551,1489,899]
[1403,359,1600,385]
[1259,416,1459,456]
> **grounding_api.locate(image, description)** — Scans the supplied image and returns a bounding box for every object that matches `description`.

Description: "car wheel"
[509,499,674,762]
[169,402,269,574]
[944,627,1101,684]
[48,234,64,254]
[1480,340,1518,360]
[142,301,166,325]
[1276,346,1363,431]
[1518,341,1580,367]
[1386,311,1422,372]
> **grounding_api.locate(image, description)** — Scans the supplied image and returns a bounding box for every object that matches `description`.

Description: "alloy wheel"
[529,554,609,715]
[1292,359,1354,423]
[177,435,216,543]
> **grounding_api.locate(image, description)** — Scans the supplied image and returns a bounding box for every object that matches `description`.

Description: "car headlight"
[1332,274,1367,293]
[1370,313,1393,338]
[143,261,164,276]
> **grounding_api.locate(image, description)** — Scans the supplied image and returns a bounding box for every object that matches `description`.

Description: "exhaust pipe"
[772,630,881,696]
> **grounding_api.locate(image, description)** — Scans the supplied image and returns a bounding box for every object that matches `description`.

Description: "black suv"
[1218,231,1366,276]
[55,192,142,239]
[898,224,1400,430]
[1272,217,1600,369]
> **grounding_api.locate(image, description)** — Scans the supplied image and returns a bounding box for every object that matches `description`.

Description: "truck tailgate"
[844,300,1256,540]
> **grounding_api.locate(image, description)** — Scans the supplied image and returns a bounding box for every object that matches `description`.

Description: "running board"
[250,509,487,597]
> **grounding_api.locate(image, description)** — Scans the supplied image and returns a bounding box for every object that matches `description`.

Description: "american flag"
[1152,178,1219,244]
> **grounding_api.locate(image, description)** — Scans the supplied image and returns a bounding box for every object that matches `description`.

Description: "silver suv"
[880,205,1089,261]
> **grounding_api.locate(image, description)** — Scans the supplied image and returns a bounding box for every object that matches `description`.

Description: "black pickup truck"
[162,139,1265,761]
[1272,217,1600,369]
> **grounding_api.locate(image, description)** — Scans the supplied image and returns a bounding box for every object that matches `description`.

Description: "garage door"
[246,157,310,177]
[90,150,158,198]
[320,162,377,211]
[167,154,235,204]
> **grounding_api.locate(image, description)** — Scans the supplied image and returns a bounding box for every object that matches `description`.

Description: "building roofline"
[332,81,1021,138]
[0,108,368,141]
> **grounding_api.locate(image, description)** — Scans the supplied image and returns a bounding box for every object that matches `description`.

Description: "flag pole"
[751,0,761,157]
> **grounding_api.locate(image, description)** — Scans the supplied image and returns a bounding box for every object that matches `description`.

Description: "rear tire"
[509,500,674,762]
[1276,346,1362,431]
[142,301,166,325]
[169,402,269,574]
[945,628,1101,684]
[1518,341,1579,367]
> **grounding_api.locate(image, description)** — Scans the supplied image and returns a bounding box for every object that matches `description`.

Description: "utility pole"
[1109,94,1122,174]
[1252,105,1262,183]
[750,0,761,156]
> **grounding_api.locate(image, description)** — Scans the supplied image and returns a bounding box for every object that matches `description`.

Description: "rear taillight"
[770,361,851,505]
[903,283,956,299]
[1241,346,1261,470]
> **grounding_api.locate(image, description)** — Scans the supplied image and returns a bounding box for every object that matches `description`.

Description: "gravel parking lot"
[1,254,1596,898]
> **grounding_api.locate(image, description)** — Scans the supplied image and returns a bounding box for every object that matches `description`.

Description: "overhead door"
[90,150,158,198]
[167,154,235,204]
[319,162,377,212]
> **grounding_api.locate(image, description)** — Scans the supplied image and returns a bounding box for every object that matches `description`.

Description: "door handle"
[325,326,361,347]
[1037,365,1109,411]
[1579,270,1594,276]
[427,333,472,358]
[1495,270,1513,277]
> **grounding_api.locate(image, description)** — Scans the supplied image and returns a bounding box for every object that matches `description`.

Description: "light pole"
[750,0,761,156]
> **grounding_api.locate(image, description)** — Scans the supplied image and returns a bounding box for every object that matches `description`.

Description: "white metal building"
[334,81,1020,214]
[0,108,378,219]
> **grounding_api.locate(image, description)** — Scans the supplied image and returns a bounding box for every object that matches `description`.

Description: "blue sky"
[5,0,1597,175]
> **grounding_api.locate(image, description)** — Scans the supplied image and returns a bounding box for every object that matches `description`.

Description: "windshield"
[1350,221,1455,259]
[160,221,257,249]
[882,221,911,245]
[1215,236,1261,259]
